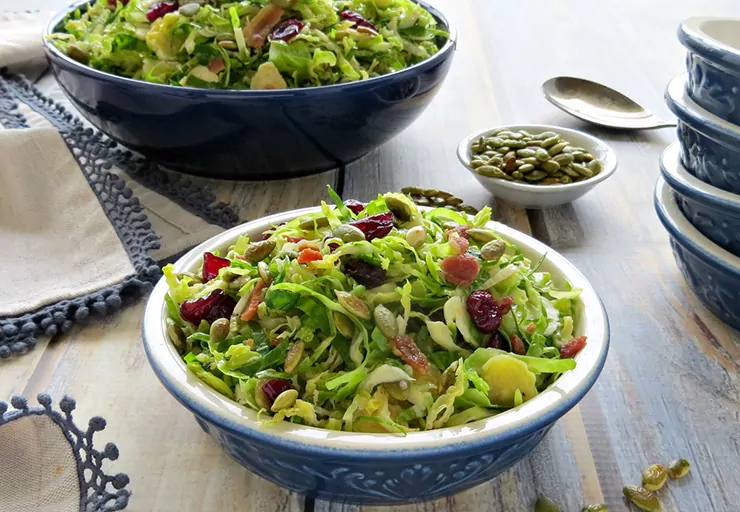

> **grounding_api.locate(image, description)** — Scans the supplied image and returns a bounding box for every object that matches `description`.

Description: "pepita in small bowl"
[457,125,618,208]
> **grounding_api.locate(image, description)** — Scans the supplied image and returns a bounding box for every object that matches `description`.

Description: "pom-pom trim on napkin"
[0,394,131,511]
[0,73,161,358]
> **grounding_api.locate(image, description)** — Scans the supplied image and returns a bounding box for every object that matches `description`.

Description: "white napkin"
[0,10,244,357]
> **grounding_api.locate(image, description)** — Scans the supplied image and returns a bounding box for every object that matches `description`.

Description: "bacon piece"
[243,5,284,49]
[560,335,587,359]
[389,334,430,374]
[240,279,266,322]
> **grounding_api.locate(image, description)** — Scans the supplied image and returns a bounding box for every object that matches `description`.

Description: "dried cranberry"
[340,10,378,32]
[440,253,480,287]
[180,289,237,325]
[146,0,178,22]
[349,211,393,241]
[344,199,366,215]
[202,252,230,282]
[466,291,514,333]
[389,334,429,374]
[260,378,295,407]
[261,222,286,241]
[270,19,304,42]
[560,335,587,359]
[108,0,129,5]
[485,331,505,349]
[343,259,387,288]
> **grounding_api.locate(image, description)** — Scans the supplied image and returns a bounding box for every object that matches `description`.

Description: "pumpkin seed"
[504,140,527,149]
[401,186,424,195]
[257,261,272,285]
[553,153,574,166]
[559,175,573,184]
[466,228,497,243]
[511,171,524,179]
[518,164,535,173]
[438,360,459,394]
[333,311,354,337]
[405,225,426,248]
[244,240,276,262]
[540,135,561,148]
[480,239,507,261]
[535,148,551,161]
[533,131,557,140]
[524,170,548,181]
[541,177,560,185]
[271,389,299,411]
[667,458,690,479]
[516,149,537,158]
[422,189,440,197]
[284,341,305,373]
[67,44,89,64]
[445,196,464,206]
[461,205,478,215]
[571,163,593,178]
[541,160,560,173]
[209,318,230,344]
[547,142,569,156]
[520,157,538,165]
[477,166,508,178]
[534,495,560,512]
[431,197,446,207]
[166,319,185,351]
[641,464,668,491]
[587,159,603,174]
[298,216,329,230]
[623,486,662,512]
[254,381,271,409]
[335,291,371,320]
[561,165,580,177]
[485,137,505,148]
[373,304,399,339]
[581,505,608,512]
[333,224,366,242]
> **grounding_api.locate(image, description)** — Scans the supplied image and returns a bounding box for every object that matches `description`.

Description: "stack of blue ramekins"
[655,17,740,330]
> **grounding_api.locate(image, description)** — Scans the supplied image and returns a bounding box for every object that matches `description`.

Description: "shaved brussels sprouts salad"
[163,188,588,433]
[49,0,447,89]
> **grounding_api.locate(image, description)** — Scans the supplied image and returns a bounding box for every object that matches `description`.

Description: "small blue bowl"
[142,206,609,505]
[42,0,455,180]
[679,17,740,125]
[655,177,740,331]
[660,143,740,257]
[665,73,740,194]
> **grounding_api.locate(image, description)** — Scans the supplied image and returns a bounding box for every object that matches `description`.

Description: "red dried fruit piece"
[510,335,526,355]
[445,225,470,240]
[525,322,536,334]
[328,242,340,252]
[180,289,237,325]
[260,378,295,408]
[344,199,366,214]
[340,10,378,32]
[108,0,129,6]
[560,335,587,359]
[297,248,323,263]
[241,280,266,322]
[285,235,303,243]
[146,0,178,22]
[466,291,514,333]
[270,19,304,42]
[485,331,505,349]
[448,233,469,255]
[208,57,225,74]
[440,253,480,287]
[343,259,387,288]
[349,211,393,241]
[202,252,230,282]
[389,334,429,374]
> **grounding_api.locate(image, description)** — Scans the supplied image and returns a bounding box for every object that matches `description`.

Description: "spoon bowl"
[542,76,675,130]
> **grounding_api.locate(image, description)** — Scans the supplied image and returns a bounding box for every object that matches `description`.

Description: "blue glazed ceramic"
[660,143,740,257]
[42,0,455,180]
[665,73,740,194]
[142,206,610,505]
[655,177,740,331]
[679,17,740,125]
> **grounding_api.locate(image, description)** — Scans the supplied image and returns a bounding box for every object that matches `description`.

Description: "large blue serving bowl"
[679,17,740,126]
[142,206,610,505]
[665,73,740,194]
[660,143,740,257]
[655,177,740,331]
[42,0,455,180]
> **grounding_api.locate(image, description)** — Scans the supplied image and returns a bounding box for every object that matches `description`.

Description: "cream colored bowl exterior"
[457,124,618,208]
[142,206,609,450]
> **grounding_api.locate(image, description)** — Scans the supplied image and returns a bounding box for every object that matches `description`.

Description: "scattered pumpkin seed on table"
[468,128,603,185]
[401,187,478,215]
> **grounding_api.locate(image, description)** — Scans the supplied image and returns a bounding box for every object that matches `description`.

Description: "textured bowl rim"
[42,0,457,97]
[456,124,618,193]
[665,73,740,148]
[659,143,740,213]
[679,17,740,76]
[142,205,609,456]
[654,177,740,274]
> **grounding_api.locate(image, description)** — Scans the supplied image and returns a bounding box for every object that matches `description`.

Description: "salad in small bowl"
[142,188,609,504]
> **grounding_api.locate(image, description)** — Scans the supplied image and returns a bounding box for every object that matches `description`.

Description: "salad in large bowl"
[48,0,447,89]
[162,188,589,433]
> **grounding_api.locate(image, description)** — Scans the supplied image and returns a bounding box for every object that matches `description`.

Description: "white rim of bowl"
[656,177,740,269]
[661,143,740,209]
[143,206,609,451]
[681,17,740,63]
[666,73,740,138]
[456,124,618,192]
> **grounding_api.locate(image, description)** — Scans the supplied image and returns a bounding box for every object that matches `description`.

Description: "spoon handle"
[650,120,678,129]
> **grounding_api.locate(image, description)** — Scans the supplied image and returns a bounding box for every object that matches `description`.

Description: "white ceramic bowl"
[142,206,609,504]
[457,124,618,209]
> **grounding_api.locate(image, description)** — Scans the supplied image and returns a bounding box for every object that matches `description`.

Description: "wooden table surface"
[4,0,740,511]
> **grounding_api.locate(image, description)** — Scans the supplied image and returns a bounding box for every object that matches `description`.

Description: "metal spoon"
[542,76,676,130]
